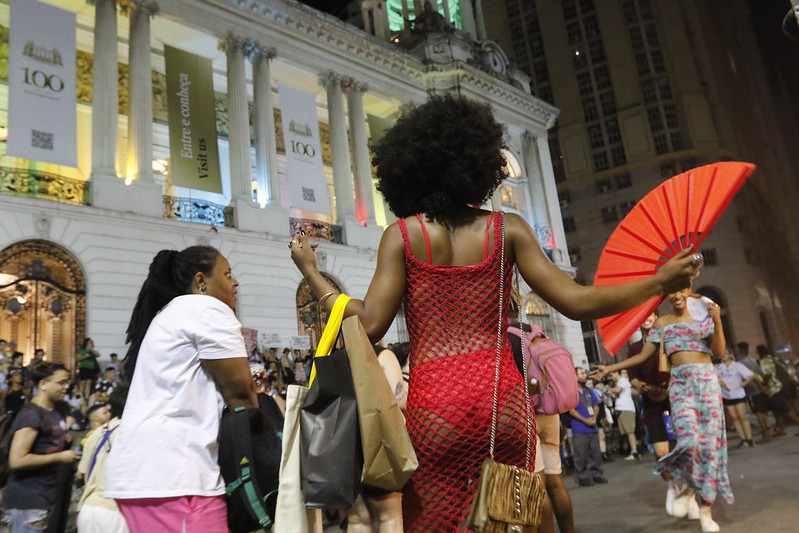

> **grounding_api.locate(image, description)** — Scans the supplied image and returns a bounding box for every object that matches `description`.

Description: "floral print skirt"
[654,363,734,505]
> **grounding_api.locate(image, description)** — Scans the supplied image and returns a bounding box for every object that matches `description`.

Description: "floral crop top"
[646,318,714,356]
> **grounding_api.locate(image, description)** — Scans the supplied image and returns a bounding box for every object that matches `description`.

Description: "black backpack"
[218,394,283,533]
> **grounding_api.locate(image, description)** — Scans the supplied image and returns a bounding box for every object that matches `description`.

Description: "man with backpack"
[756,345,799,437]
[1,362,81,532]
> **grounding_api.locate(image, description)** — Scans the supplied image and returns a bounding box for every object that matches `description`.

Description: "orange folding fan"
[594,161,756,355]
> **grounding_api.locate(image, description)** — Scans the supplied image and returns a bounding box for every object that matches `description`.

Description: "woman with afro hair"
[290,94,700,532]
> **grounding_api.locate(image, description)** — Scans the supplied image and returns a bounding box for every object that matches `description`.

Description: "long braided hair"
[122,246,219,380]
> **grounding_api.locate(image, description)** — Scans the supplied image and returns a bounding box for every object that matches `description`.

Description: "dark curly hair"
[372,94,507,223]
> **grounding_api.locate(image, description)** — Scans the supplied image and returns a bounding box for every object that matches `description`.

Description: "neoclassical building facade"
[0,0,589,368]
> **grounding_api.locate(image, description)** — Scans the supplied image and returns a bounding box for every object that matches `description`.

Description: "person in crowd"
[715,348,757,447]
[585,378,612,461]
[85,403,112,433]
[105,353,121,380]
[104,245,257,533]
[0,357,9,395]
[76,338,101,401]
[0,339,8,359]
[93,367,118,406]
[289,94,698,531]
[755,344,799,437]
[249,362,286,416]
[624,312,692,518]
[392,342,411,397]
[1,362,81,533]
[568,367,608,487]
[345,344,406,533]
[595,288,730,532]
[507,315,575,533]
[591,379,615,462]
[292,359,308,387]
[610,370,640,461]
[29,349,44,366]
[736,342,771,443]
[3,372,27,416]
[76,384,130,533]
[279,347,295,385]
[7,352,27,390]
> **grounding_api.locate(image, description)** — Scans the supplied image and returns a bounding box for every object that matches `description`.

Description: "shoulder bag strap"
[87,424,118,480]
[488,213,532,468]
[225,407,275,529]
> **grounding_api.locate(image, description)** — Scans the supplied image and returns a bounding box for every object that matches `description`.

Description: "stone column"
[318,70,356,224]
[343,78,376,226]
[459,0,477,37]
[247,42,279,207]
[125,0,158,185]
[522,131,549,233]
[219,33,252,206]
[524,131,567,264]
[441,0,451,22]
[474,0,486,40]
[88,0,118,180]
[94,0,162,216]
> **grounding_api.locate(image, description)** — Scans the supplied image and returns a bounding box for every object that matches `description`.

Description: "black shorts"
[748,393,768,414]
[766,390,791,415]
[645,419,672,444]
[722,397,746,407]
[78,367,98,381]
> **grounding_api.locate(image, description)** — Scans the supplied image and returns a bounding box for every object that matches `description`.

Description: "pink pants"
[116,495,227,533]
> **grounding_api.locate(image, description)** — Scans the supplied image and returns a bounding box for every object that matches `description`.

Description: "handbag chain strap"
[488,213,533,468]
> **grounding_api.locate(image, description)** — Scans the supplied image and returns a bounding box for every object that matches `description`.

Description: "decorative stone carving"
[118,0,159,17]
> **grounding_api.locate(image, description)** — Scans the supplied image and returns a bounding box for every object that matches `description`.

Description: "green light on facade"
[386,1,462,32]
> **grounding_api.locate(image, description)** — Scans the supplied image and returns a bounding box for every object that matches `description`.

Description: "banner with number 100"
[278,84,331,216]
[7,0,77,168]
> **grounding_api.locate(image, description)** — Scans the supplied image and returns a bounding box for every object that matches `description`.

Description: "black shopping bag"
[300,346,363,509]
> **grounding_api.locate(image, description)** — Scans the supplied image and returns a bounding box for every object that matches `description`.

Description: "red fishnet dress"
[398,212,536,532]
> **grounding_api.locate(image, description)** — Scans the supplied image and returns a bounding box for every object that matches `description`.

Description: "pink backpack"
[508,325,579,415]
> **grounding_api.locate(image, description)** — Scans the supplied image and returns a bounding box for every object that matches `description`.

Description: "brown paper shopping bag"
[342,316,418,491]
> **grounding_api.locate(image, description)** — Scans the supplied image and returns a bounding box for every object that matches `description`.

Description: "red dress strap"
[415,214,433,265]
[483,213,494,260]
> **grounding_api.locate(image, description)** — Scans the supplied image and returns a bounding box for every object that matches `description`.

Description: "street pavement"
[567,431,799,532]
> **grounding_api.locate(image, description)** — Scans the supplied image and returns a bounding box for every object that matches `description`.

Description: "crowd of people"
[1,94,794,533]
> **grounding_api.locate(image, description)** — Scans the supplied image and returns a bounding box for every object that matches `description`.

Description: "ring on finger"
[287,239,296,249]
[690,253,704,267]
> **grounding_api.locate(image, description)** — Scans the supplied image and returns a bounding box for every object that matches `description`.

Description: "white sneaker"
[687,497,700,520]
[671,487,693,519]
[699,506,720,532]
[665,484,676,516]
[624,453,636,461]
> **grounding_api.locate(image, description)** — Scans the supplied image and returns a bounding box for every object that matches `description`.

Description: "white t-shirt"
[105,295,246,499]
[715,361,754,400]
[614,377,635,412]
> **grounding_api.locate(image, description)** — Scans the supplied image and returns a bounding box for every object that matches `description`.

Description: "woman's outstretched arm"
[290,225,406,342]
[591,341,658,380]
[506,213,698,321]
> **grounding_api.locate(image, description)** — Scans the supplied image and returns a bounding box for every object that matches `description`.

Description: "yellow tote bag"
[308,294,351,387]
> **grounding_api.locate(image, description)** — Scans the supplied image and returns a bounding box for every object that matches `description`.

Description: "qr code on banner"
[31,129,54,150]
[302,187,316,202]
